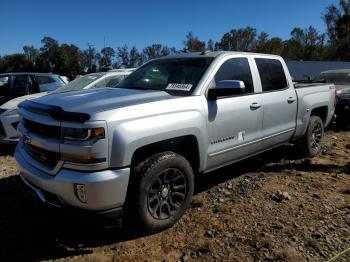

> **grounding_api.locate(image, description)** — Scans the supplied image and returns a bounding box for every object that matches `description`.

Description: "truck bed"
[294,83,330,89]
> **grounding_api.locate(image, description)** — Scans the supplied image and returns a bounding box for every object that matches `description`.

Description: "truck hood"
[0,92,48,110]
[32,88,178,115]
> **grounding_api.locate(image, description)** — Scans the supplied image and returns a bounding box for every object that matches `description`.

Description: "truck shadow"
[0,145,348,261]
[0,174,146,261]
[0,143,15,157]
[195,144,349,193]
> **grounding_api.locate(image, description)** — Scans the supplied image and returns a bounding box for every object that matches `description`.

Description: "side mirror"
[208,80,246,100]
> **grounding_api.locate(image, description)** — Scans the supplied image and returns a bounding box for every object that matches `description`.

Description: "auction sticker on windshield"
[166,83,193,91]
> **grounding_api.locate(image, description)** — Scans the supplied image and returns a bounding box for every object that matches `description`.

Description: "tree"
[0,54,33,72]
[254,32,269,53]
[207,39,215,51]
[23,45,39,66]
[143,44,174,60]
[322,0,350,59]
[261,37,284,56]
[39,37,60,71]
[99,47,115,71]
[129,46,144,67]
[59,44,84,79]
[282,27,325,60]
[217,27,257,52]
[116,45,130,68]
[83,43,98,73]
[183,32,205,52]
[115,45,145,68]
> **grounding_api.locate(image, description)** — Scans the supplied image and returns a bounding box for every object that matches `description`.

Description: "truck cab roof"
[162,51,283,59]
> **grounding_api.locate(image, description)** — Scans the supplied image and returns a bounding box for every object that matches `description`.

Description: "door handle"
[250,102,262,110]
[287,97,296,103]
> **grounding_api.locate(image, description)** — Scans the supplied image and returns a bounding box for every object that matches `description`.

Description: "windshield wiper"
[116,86,148,90]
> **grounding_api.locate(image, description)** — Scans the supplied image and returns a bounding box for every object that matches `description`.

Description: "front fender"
[109,110,208,171]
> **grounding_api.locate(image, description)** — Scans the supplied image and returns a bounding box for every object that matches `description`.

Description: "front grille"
[25,143,60,168]
[22,118,61,139]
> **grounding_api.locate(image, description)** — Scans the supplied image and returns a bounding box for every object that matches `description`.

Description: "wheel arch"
[130,135,201,173]
[310,106,328,125]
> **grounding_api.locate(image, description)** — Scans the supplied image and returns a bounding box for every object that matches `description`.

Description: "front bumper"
[0,112,20,144]
[15,145,130,212]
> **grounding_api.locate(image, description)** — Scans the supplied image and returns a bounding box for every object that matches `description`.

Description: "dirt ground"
[0,129,349,262]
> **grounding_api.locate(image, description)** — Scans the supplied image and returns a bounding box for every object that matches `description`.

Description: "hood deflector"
[19,100,90,122]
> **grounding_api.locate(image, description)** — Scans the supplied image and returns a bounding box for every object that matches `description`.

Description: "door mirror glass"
[208,80,246,100]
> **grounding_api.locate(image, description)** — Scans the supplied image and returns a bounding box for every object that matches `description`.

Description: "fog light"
[74,184,87,203]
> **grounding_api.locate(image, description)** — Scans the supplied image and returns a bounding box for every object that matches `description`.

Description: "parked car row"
[0,69,133,144]
[0,73,67,106]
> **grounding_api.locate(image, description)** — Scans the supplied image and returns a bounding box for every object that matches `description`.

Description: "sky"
[0,0,339,55]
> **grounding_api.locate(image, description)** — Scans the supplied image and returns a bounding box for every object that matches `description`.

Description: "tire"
[297,116,324,157]
[124,151,194,233]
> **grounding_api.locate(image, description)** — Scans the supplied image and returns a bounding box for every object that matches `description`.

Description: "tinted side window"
[0,76,10,95]
[12,75,29,96]
[255,58,288,92]
[214,58,254,93]
[36,76,55,85]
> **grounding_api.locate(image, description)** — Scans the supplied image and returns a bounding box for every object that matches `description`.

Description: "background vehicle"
[15,52,335,233]
[60,76,70,84]
[52,69,135,94]
[0,73,66,106]
[317,69,350,127]
[0,70,133,144]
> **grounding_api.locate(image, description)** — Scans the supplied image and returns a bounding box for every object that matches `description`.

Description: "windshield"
[52,73,105,93]
[116,57,214,95]
[318,72,350,85]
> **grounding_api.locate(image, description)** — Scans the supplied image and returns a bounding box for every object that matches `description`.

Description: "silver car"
[0,70,133,144]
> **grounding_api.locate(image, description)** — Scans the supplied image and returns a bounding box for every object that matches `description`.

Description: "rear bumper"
[15,144,130,213]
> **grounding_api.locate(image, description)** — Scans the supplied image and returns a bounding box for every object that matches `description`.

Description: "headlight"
[61,127,105,143]
[336,90,342,96]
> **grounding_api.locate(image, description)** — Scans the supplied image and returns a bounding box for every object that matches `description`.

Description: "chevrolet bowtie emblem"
[23,134,32,144]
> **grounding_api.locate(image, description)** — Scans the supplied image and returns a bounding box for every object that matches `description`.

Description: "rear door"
[11,74,30,97]
[206,56,263,170]
[252,57,297,149]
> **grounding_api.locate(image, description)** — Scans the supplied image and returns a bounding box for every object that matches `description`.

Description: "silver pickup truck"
[15,51,336,232]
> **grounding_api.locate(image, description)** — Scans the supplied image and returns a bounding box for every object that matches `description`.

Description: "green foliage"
[183,32,205,52]
[1,0,350,78]
[217,27,257,51]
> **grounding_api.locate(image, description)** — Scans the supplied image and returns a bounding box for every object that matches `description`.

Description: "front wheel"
[124,151,194,233]
[297,115,324,157]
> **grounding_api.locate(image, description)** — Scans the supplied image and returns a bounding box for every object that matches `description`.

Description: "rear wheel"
[124,151,194,233]
[297,116,324,157]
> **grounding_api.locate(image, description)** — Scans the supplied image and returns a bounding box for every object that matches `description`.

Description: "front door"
[206,57,263,170]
